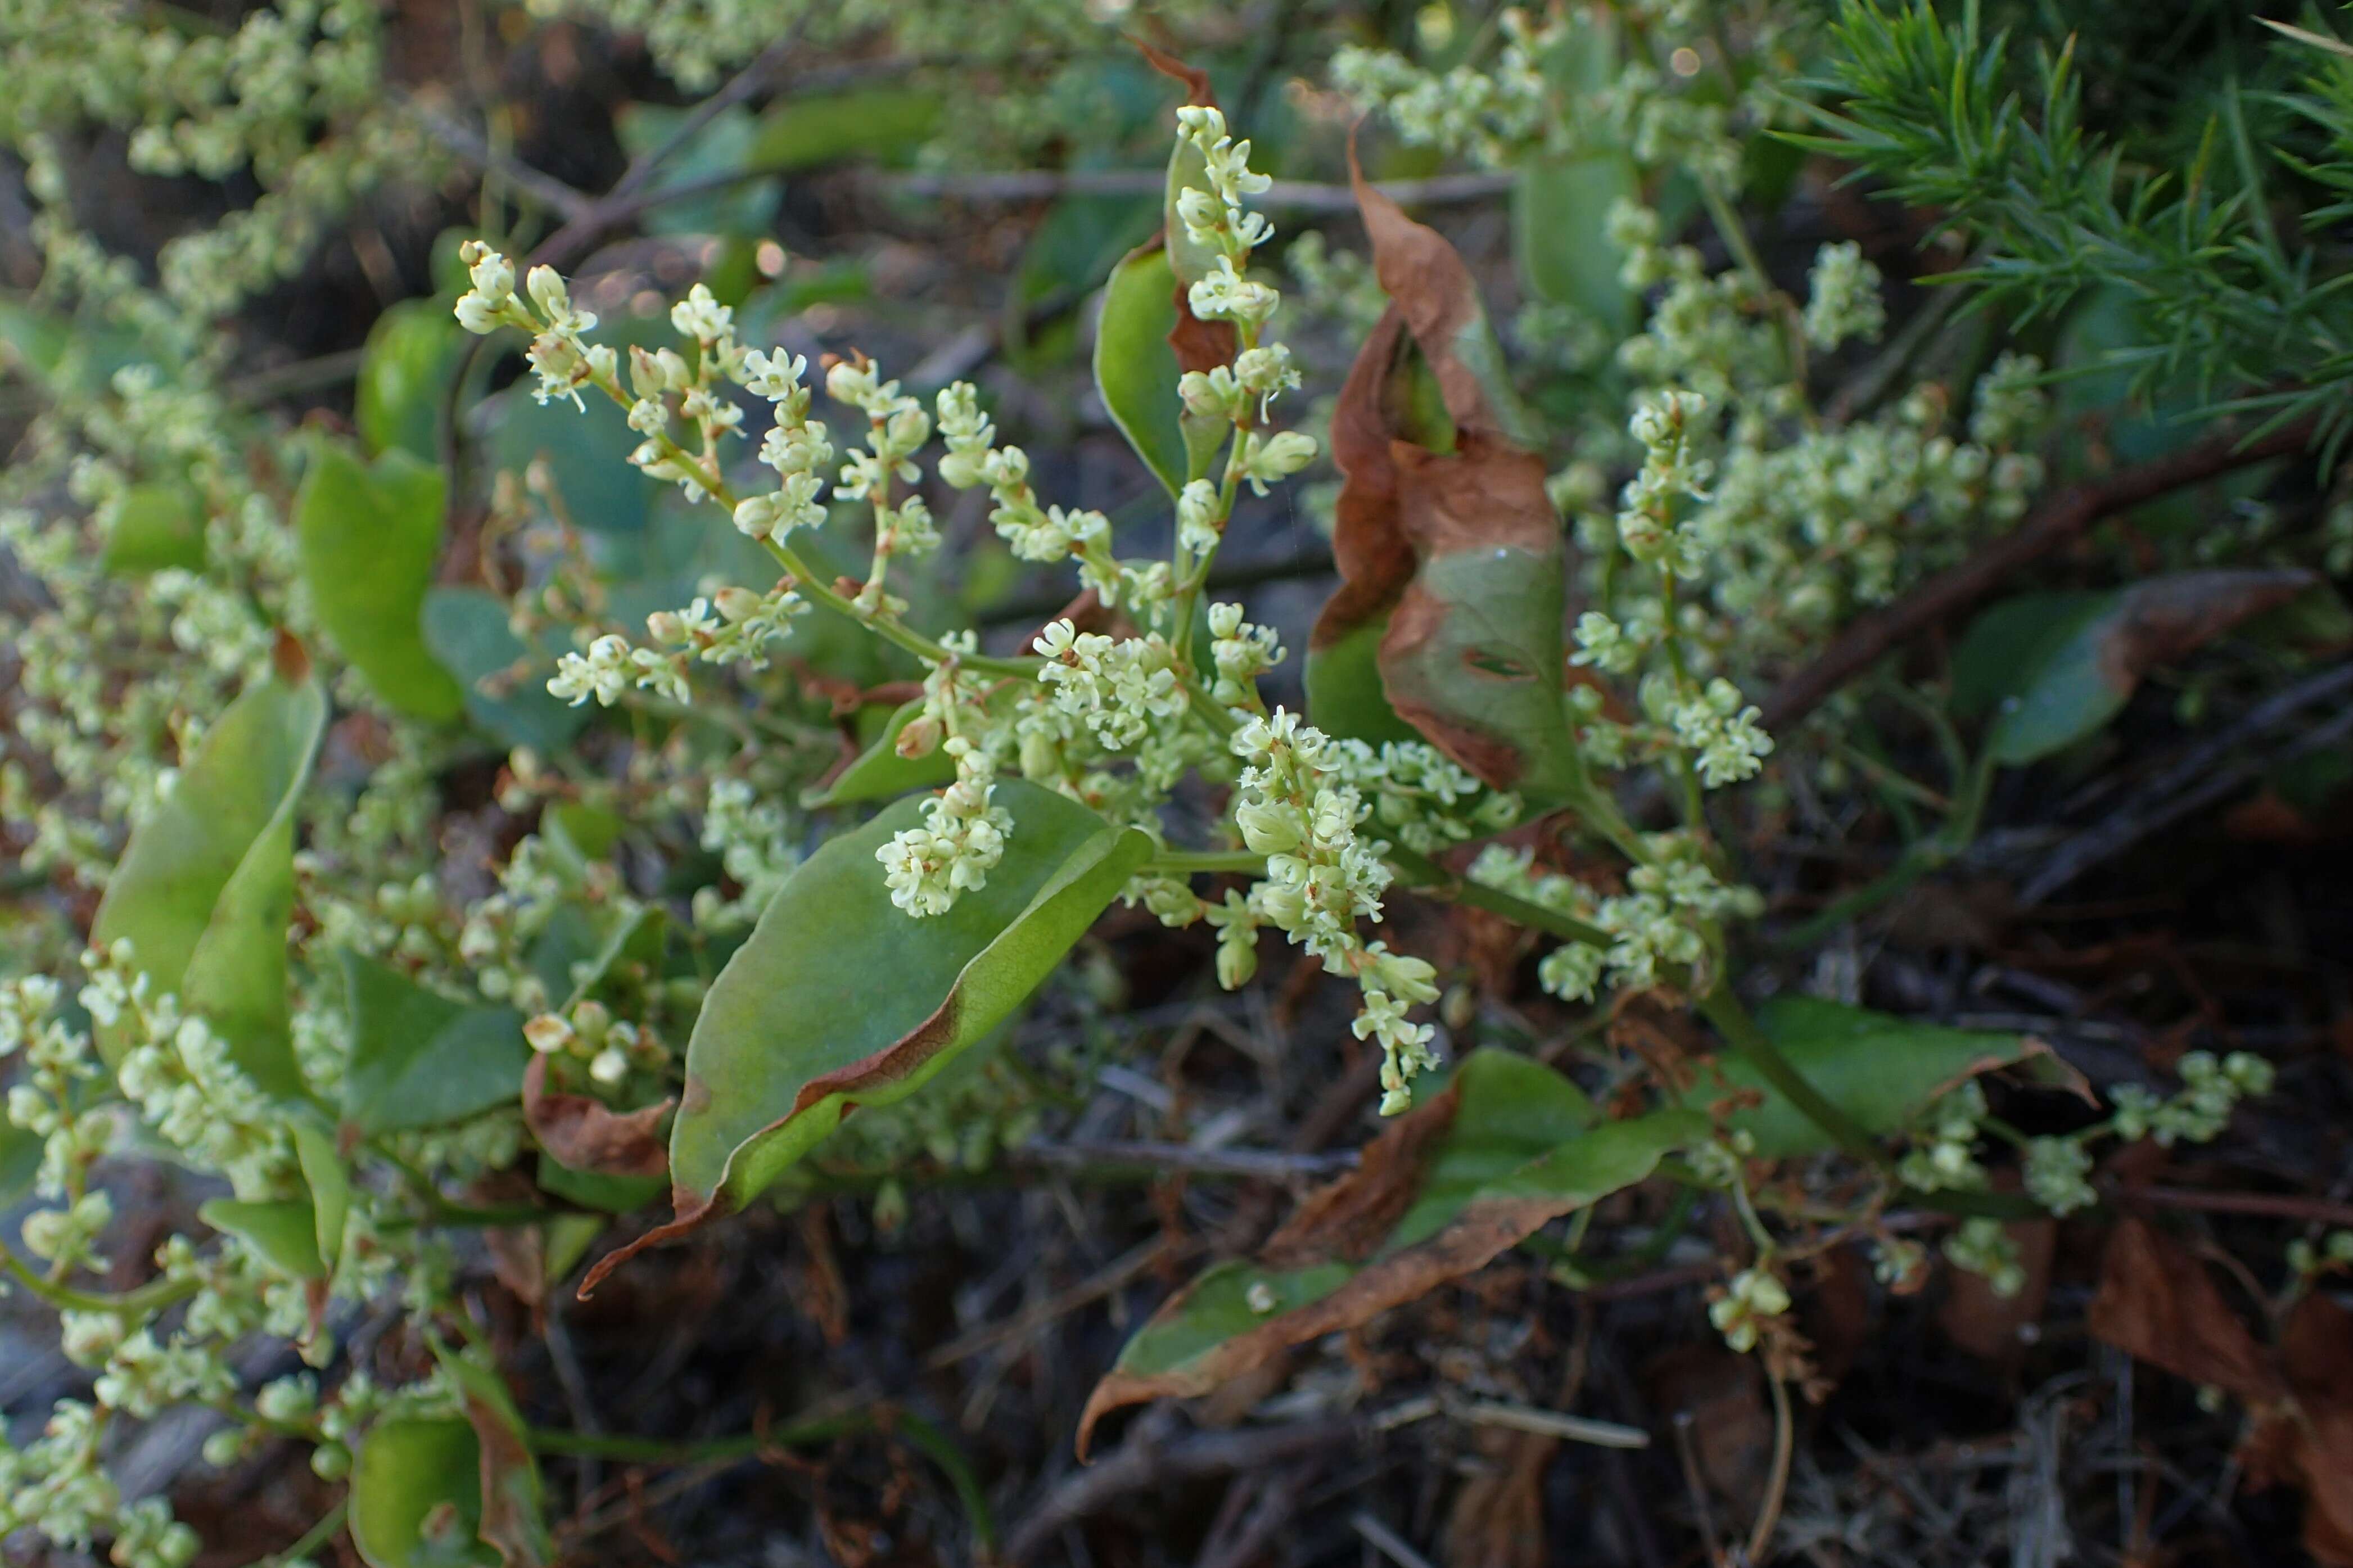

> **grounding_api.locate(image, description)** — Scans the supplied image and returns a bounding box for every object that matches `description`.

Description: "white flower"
[670,283,732,342]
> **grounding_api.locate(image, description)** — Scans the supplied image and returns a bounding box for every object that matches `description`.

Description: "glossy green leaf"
[1716,997,2043,1159]
[199,1197,323,1279]
[358,300,466,462]
[350,1419,496,1568]
[1081,1051,1699,1451]
[101,484,206,575]
[295,441,464,722]
[434,1347,548,1568]
[91,653,324,1096]
[805,699,955,808]
[1513,151,1639,333]
[419,587,590,754]
[751,87,941,171]
[584,781,1151,1290]
[340,952,529,1134]
[1952,570,2316,766]
[291,1118,349,1272]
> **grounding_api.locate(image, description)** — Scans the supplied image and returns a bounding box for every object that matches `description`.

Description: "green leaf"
[101,484,207,575]
[751,87,941,171]
[340,952,529,1134]
[434,1347,548,1568]
[358,300,467,462]
[295,440,464,722]
[1303,618,1424,745]
[292,1117,349,1272]
[350,1419,496,1568]
[1952,571,2317,766]
[583,781,1151,1290]
[91,650,324,1096]
[804,699,955,808]
[1716,997,2044,1159]
[1512,152,1639,333]
[535,1156,664,1214]
[199,1197,323,1279]
[618,105,780,238]
[419,587,590,754]
[1095,246,1190,495]
[1080,1050,1697,1452]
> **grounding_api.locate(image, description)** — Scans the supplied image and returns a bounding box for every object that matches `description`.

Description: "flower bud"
[895,715,944,760]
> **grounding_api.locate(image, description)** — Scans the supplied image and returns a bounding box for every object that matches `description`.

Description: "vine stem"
[1695,983,1892,1173]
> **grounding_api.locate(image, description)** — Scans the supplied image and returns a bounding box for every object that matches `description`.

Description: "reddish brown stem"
[1760,415,2319,733]
[2110,1182,2353,1231]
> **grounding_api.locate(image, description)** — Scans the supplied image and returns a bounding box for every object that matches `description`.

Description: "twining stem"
[1695,983,1891,1173]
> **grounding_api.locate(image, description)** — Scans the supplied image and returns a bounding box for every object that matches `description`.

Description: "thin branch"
[407,103,597,223]
[1760,414,2320,733]
[1006,1412,1362,1563]
[2110,1182,2353,1230]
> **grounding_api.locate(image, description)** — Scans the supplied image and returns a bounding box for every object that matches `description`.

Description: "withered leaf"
[1306,150,1580,798]
[1077,1052,1699,1457]
[522,1054,671,1180]
[2245,1293,2353,1566]
[1955,568,2318,767]
[2087,1215,2285,1406]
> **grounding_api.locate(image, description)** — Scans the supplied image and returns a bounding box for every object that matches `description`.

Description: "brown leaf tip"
[270,628,311,685]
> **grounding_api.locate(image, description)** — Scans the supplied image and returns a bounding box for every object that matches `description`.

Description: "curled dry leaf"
[1306,146,1581,798]
[521,1055,671,1180]
[1077,1051,1701,1457]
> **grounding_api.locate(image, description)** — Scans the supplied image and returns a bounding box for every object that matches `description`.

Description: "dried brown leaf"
[2244,1293,2353,1565]
[2097,568,2316,689]
[1307,146,1573,793]
[2087,1215,2285,1405]
[521,1055,671,1180]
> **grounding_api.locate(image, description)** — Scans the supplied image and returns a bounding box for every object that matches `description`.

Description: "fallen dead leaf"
[2244,1291,2353,1566]
[2087,1215,2284,1406]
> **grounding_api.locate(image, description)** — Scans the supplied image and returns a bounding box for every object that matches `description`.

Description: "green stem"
[1696,984,1891,1173]
[1698,175,1813,417]
[1387,845,1614,949]
[3,1250,200,1318]
[247,1500,347,1568]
